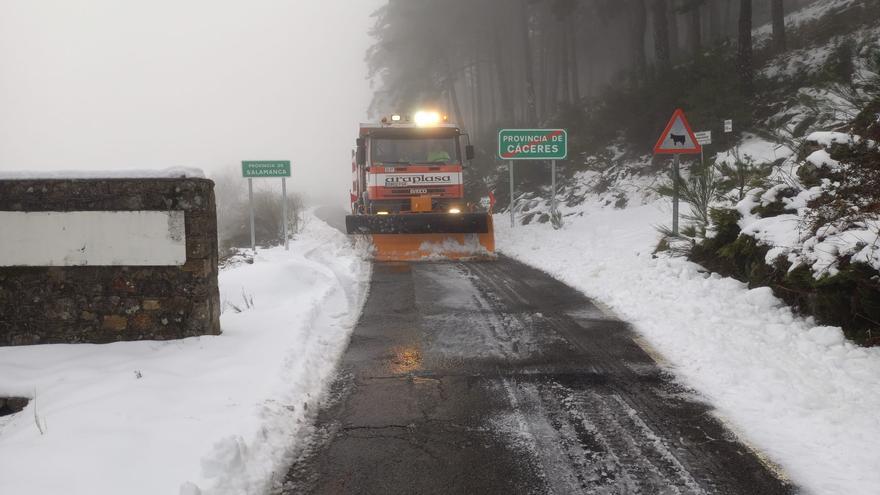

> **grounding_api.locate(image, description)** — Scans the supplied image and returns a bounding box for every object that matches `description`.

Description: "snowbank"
[0,167,205,180]
[728,132,880,278]
[805,149,841,168]
[714,133,794,167]
[497,202,880,495]
[806,131,858,148]
[0,212,369,495]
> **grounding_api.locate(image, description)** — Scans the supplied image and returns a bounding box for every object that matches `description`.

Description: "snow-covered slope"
[754,0,860,41]
[0,212,370,495]
[496,203,880,495]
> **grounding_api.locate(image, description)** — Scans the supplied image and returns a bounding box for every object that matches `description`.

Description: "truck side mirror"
[356,138,366,166]
[465,145,475,161]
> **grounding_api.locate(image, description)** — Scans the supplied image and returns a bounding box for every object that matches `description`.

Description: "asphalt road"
[279,254,793,495]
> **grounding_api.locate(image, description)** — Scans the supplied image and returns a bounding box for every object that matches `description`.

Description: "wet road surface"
[280,258,793,495]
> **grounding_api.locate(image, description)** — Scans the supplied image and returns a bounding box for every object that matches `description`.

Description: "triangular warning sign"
[654,109,702,155]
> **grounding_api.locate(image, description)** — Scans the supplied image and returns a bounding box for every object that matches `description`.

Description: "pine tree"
[737,0,754,95]
[771,0,787,53]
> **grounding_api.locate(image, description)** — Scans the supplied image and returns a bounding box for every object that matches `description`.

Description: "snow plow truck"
[346,111,495,261]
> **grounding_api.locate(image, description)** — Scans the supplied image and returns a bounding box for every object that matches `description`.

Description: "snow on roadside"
[497,202,880,495]
[0,212,370,495]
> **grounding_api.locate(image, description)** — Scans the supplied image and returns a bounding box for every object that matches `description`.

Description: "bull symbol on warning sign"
[654,109,701,155]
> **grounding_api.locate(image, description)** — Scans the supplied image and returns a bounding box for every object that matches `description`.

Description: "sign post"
[509,161,515,228]
[673,155,680,235]
[695,130,712,166]
[498,129,568,228]
[248,178,255,252]
[653,109,702,236]
[723,119,734,150]
[281,177,288,251]
[242,161,292,253]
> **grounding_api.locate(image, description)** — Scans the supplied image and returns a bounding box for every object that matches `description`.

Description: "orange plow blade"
[347,213,495,261]
[371,231,495,261]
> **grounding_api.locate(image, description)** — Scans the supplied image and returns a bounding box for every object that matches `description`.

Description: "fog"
[0,0,382,206]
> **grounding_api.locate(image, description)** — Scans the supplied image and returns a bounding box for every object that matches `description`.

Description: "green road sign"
[242,161,291,178]
[498,129,567,160]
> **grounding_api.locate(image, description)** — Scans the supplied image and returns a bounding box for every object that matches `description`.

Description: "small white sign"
[724,119,733,133]
[695,131,713,145]
[0,211,187,267]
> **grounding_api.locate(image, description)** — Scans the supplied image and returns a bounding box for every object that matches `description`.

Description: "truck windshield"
[371,137,459,165]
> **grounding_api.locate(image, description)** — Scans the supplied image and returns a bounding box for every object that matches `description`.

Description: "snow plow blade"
[346,213,495,261]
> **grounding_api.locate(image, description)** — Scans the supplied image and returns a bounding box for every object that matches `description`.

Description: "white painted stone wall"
[0,211,186,266]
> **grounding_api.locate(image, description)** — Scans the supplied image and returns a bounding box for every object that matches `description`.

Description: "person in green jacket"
[426,142,452,163]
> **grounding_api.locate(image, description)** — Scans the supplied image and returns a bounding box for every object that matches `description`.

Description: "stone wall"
[0,178,221,345]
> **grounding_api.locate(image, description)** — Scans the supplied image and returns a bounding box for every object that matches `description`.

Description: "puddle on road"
[413,263,484,312]
[388,345,424,374]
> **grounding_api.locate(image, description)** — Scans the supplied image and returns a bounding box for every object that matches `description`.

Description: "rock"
[102,315,128,331]
[142,299,161,311]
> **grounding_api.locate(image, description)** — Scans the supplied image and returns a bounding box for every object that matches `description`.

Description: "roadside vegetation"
[212,167,304,254]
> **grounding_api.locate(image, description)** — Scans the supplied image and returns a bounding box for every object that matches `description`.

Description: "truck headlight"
[414,110,441,127]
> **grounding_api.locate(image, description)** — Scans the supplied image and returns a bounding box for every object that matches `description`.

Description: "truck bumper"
[345,213,491,235]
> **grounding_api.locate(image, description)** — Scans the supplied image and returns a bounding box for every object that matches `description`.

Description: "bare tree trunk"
[585,38,594,98]
[470,66,480,138]
[690,4,702,54]
[709,0,722,41]
[445,59,464,128]
[580,24,596,98]
[771,0,786,53]
[632,0,648,80]
[724,0,735,38]
[518,0,539,125]
[546,27,560,115]
[569,15,581,103]
[488,52,498,125]
[492,16,515,124]
[653,0,671,71]
[538,13,550,119]
[560,21,571,106]
[668,2,680,61]
[737,0,753,95]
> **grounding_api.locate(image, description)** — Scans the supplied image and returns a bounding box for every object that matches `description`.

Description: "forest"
[366,0,869,188]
